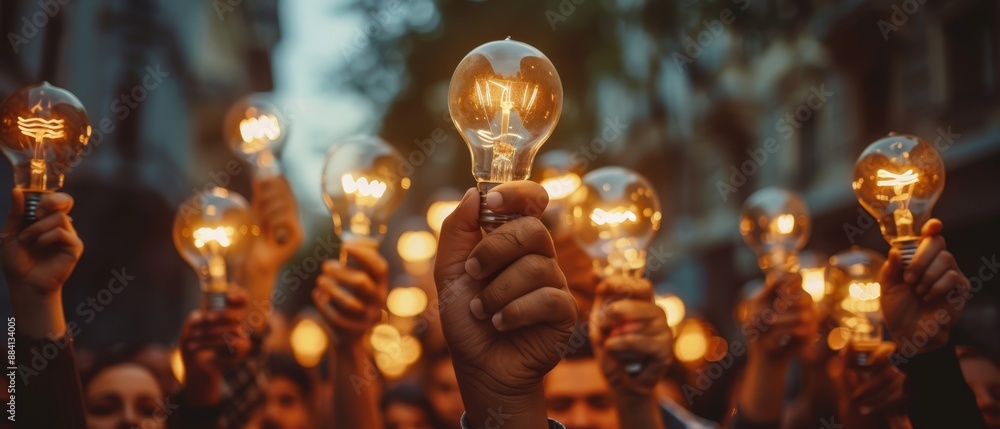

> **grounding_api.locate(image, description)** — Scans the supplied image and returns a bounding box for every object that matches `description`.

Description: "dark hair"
[381,384,433,412]
[268,352,313,397]
[79,347,165,395]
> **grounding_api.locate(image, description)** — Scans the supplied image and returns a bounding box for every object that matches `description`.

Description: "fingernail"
[465,258,481,278]
[470,298,486,320]
[860,406,872,415]
[485,192,502,210]
[492,312,504,330]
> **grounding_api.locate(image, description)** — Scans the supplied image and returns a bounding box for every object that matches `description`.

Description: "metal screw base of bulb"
[22,191,47,225]
[478,183,518,233]
[897,239,919,267]
[203,292,227,312]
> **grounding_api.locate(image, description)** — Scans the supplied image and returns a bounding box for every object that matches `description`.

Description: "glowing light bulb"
[397,231,437,264]
[0,82,90,222]
[224,93,288,177]
[674,320,708,363]
[290,317,329,368]
[654,294,686,328]
[448,38,563,231]
[386,286,428,318]
[426,200,459,236]
[534,150,583,229]
[170,347,185,384]
[853,133,944,266]
[800,267,827,303]
[739,188,810,273]
[321,137,409,245]
[566,167,661,277]
[173,188,256,310]
[827,247,886,365]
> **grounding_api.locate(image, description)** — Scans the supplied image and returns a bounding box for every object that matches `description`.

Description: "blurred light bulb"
[739,188,810,273]
[173,188,256,310]
[397,231,437,264]
[290,317,328,368]
[224,93,289,177]
[828,247,886,366]
[534,150,583,230]
[566,167,661,277]
[386,286,428,318]
[322,137,409,245]
[370,323,401,352]
[654,294,686,328]
[674,320,708,363]
[426,200,459,235]
[0,82,90,222]
[448,38,563,231]
[853,133,944,266]
[170,347,185,384]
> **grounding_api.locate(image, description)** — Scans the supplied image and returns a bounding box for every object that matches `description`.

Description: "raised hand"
[744,272,817,362]
[245,176,303,278]
[838,343,908,422]
[312,241,388,346]
[879,219,969,356]
[434,182,577,429]
[179,289,252,406]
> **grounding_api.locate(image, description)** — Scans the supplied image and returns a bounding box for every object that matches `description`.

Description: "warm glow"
[370,324,401,352]
[170,347,185,384]
[540,173,582,200]
[397,231,437,263]
[674,321,708,363]
[848,282,880,301]
[386,287,428,318]
[827,327,850,351]
[705,336,729,362]
[239,114,281,151]
[18,116,65,142]
[290,318,328,368]
[876,169,919,187]
[341,174,387,198]
[590,207,637,225]
[800,267,827,303]
[375,350,409,378]
[192,226,233,248]
[843,282,881,314]
[655,294,686,328]
[773,214,795,234]
[427,201,459,234]
[398,335,422,365]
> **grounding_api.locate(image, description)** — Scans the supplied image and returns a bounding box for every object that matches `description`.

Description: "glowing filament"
[18,116,65,142]
[239,114,281,152]
[773,214,795,234]
[590,208,637,226]
[540,173,582,200]
[876,169,918,187]
[800,267,827,302]
[341,174,387,198]
[193,226,233,248]
[843,282,881,314]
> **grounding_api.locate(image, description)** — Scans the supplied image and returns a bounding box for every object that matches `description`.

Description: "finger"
[920,218,943,236]
[492,287,576,332]
[313,288,371,333]
[434,188,482,287]
[905,234,945,284]
[595,276,655,303]
[465,216,554,280]
[35,192,74,219]
[316,274,366,316]
[322,260,382,305]
[342,241,390,286]
[17,211,74,244]
[472,254,564,320]
[879,249,904,293]
[595,300,665,337]
[604,332,673,360]
[30,227,83,257]
[915,251,956,295]
[924,269,967,303]
[483,181,549,218]
[2,189,24,235]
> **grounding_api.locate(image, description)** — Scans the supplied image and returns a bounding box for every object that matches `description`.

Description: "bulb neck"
[893,238,919,267]
[478,182,519,233]
[22,189,50,225]
[202,291,227,312]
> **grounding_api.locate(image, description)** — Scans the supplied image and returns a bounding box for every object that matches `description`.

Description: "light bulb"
[798,251,828,303]
[827,247,885,366]
[739,188,810,273]
[427,200,459,236]
[654,294,686,328]
[674,319,709,364]
[448,38,563,231]
[386,286,428,318]
[0,82,90,222]
[224,93,288,177]
[321,136,409,245]
[290,317,329,368]
[534,149,582,230]
[853,133,944,266]
[173,187,256,310]
[566,167,661,278]
[397,230,437,264]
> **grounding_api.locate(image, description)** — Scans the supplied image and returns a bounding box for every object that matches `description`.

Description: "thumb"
[2,188,24,235]
[433,188,482,288]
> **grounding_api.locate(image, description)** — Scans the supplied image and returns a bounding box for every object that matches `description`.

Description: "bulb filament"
[341,174,388,236]
[473,78,539,182]
[876,169,919,240]
[17,116,66,190]
[239,114,281,153]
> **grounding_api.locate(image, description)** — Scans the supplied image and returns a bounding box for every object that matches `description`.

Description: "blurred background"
[1,0,999,419]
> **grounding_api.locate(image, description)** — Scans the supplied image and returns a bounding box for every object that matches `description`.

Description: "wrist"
[183,370,223,406]
[454,365,549,429]
[11,289,66,339]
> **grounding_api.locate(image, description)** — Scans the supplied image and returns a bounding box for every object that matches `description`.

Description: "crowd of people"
[5,176,1000,429]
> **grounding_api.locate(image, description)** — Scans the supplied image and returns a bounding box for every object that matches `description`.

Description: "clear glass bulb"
[223,93,289,177]
[827,247,886,366]
[448,38,563,231]
[739,187,810,273]
[566,167,661,277]
[321,136,409,245]
[0,82,91,221]
[534,149,582,230]
[173,187,256,310]
[853,133,944,265]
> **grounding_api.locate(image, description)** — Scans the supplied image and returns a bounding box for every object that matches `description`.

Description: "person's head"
[553,230,601,318]
[82,354,167,429]
[382,384,436,429]
[543,340,619,429]
[252,353,312,429]
[958,346,1000,429]
[424,348,463,429]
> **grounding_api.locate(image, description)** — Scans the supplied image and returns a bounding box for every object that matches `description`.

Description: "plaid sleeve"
[218,331,269,429]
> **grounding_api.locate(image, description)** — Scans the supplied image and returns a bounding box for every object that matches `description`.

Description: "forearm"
[736,354,789,424]
[243,266,278,332]
[454,364,550,429]
[10,289,66,339]
[902,345,986,429]
[615,394,665,429]
[332,343,383,429]
[16,333,86,428]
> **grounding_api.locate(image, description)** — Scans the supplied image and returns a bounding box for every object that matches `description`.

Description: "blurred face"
[426,358,464,429]
[250,376,311,429]
[85,363,166,429]
[544,359,619,429]
[960,356,1000,429]
[554,230,600,318]
[385,402,434,429]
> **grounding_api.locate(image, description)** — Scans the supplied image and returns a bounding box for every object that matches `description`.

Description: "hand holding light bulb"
[0,82,90,223]
[828,247,886,367]
[173,188,256,311]
[449,38,563,232]
[853,133,945,266]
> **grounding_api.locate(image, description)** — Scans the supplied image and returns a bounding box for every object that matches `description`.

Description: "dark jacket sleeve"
[899,344,986,429]
[15,333,86,429]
